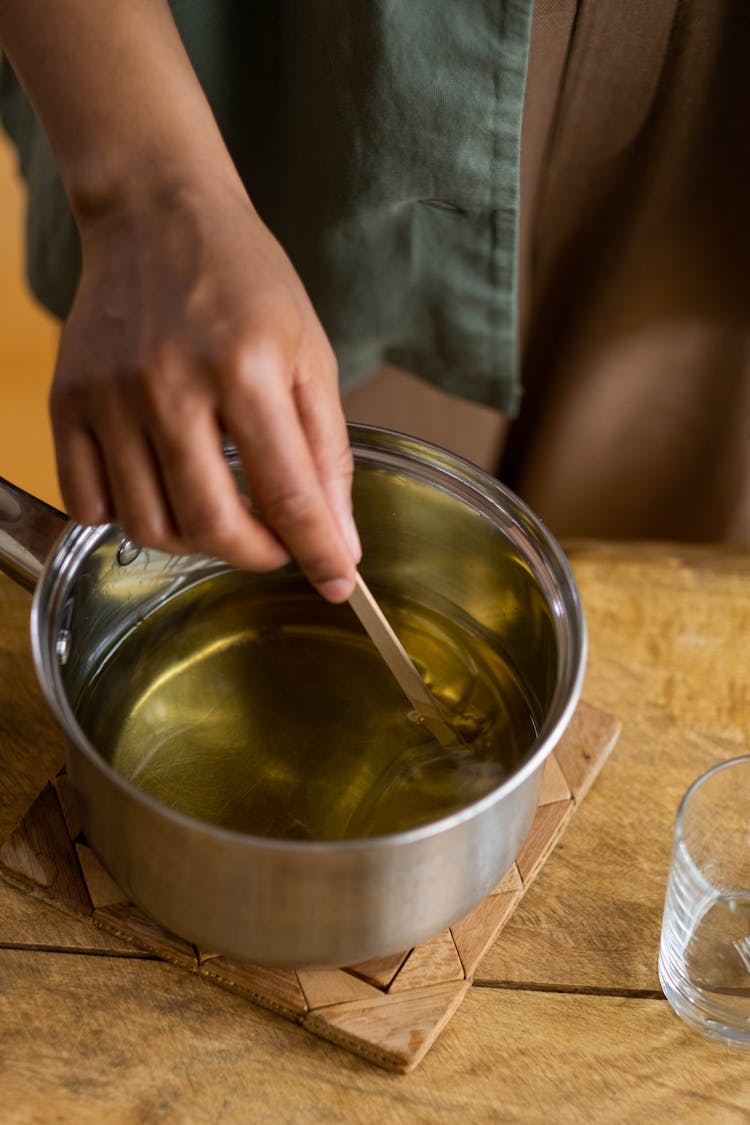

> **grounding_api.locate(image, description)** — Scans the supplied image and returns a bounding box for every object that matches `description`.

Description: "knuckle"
[304,553,349,587]
[319,339,339,385]
[49,374,88,421]
[295,338,338,393]
[182,508,237,555]
[154,401,204,453]
[134,372,163,414]
[122,514,173,551]
[128,362,171,414]
[318,443,355,501]
[107,358,149,393]
[332,441,354,480]
[85,349,169,410]
[261,491,349,585]
[261,487,318,533]
[139,375,207,438]
[214,334,286,397]
[65,494,109,527]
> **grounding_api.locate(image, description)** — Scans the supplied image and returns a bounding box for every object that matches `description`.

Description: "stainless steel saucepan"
[0,424,586,966]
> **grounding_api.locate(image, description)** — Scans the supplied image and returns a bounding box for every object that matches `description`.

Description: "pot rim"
[30,423,587,854]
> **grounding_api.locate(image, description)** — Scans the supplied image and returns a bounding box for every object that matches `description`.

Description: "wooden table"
[1,543,749,1123]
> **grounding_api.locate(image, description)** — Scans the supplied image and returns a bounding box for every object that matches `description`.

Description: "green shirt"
[0,1,533,413]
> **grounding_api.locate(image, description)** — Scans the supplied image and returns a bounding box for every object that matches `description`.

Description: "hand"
[50,177,361,602]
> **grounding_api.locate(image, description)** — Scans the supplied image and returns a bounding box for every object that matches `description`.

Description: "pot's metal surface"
[0,425,586,967]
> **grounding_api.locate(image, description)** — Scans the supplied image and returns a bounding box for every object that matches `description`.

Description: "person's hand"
[0,0,360,602]
[50,177,361,602]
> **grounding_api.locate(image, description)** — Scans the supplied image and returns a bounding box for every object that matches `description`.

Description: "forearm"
[0,1,358,598]
[0,0,242,221]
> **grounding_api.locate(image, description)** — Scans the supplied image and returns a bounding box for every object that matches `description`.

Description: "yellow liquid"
[76,572,538,840]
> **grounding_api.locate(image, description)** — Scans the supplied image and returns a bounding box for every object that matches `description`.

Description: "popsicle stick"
[348,572,458,747]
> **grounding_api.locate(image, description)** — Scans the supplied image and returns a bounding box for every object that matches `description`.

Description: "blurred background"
[0,130,61,508]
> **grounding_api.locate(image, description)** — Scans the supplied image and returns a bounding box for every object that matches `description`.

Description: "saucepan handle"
[0,477,68,593]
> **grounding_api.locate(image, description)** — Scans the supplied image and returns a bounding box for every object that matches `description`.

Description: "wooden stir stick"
[348,571,460,749]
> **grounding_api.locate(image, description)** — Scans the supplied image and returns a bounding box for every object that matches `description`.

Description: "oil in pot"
[75,570,539,840]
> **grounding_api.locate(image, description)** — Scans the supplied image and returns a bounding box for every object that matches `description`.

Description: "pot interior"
[34,426,582,842]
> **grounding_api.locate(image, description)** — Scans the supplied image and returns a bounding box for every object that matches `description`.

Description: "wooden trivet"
[0,700,619,1072]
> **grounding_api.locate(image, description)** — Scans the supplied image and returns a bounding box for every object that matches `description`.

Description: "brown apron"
[347,1,750,542]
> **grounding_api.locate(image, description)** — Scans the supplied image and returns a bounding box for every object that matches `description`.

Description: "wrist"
[0,0,246,233]
[64,125,245,234]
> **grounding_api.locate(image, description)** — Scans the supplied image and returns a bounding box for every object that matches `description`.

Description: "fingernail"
[318,576,355,604]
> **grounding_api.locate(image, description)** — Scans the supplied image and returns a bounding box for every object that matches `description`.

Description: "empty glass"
[659,755,750,1047]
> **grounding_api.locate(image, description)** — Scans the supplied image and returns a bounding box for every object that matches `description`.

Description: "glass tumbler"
[659,755,750,1046]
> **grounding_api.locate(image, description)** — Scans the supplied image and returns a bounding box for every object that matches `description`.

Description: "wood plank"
[388,930,464,993]
[93,902,197,970]
[0,581,68,844]
[196,949,223,964]
[2,544,746,1090]
[348,950,410,989]
[75,843,128,910]
[0,781,91,917]
[297,968,382,1009]
[539,751,572,804]
[52,770,83,842]
[0,878,138,954]
[451,892,522,979]
[3,949,750,1120]
[482,544,750,993]
[515,799,573,882]
[198,959,308,1020]
[490,862,523,895]
[0,693,619,1074]
[554,699,622,803]
[304,981,470,1073]
[571,544,750,742]
[478,715,686,992]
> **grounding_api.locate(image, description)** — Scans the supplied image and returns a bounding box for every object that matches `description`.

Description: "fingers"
[293,333,361,563]
[223,342,358,602]
[148,403,291,572]
[50,212,357,597]
[51,420,114,525]
[55,409,192,556]
[52,366,290,572]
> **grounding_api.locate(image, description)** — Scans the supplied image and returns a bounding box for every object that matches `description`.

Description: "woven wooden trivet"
[0,700,619,1072]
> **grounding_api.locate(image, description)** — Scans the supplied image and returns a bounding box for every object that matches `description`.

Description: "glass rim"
[673,753,750,899]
